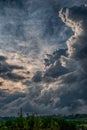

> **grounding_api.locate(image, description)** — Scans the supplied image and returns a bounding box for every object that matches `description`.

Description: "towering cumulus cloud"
[59,5,87,69]
[58,5,87,113]
[59,5,87,75]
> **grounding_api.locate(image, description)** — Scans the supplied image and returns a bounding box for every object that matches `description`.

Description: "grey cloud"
[44,61,68,78]
[59,5,87,73]
[44,49,68,78]
[0,0,86,58]
[32,71,42,82]
[53,5,87,113]
[0,55,25,82]
[23,5,87,115]
[0,2,87,116]
[0,91,26,108]
[0,56,7,61]
[44,49,67,67]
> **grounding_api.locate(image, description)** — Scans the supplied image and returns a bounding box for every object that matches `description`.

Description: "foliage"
[0,115,78,130]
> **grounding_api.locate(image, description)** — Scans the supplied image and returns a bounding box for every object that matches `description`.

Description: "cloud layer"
[0,1,87,116]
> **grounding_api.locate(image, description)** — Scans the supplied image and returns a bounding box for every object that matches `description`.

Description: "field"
[0,114,87,130]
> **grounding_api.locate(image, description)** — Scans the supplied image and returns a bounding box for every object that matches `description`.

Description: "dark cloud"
[32,71,42,82]
[23,80,31,86]
[0,55,25,82]
[59,5,87,72]
[55,5,87,113]
[0,56,7,61]
[44,61,68,78]
[43,49,68,78]
[44,49,67,66]
[0,1,87,116]
[0,0,24,9]
[0,0,86,57]
[21,5,87,115]
[5,72,25,81]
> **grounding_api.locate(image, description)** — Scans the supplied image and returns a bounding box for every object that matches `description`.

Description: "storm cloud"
[0,1,87,116]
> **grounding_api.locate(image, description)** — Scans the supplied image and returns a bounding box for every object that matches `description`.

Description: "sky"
[0,0,87,116]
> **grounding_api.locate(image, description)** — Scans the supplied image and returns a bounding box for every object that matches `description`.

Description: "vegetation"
[0,116,77,130]
[0,113,87,130]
